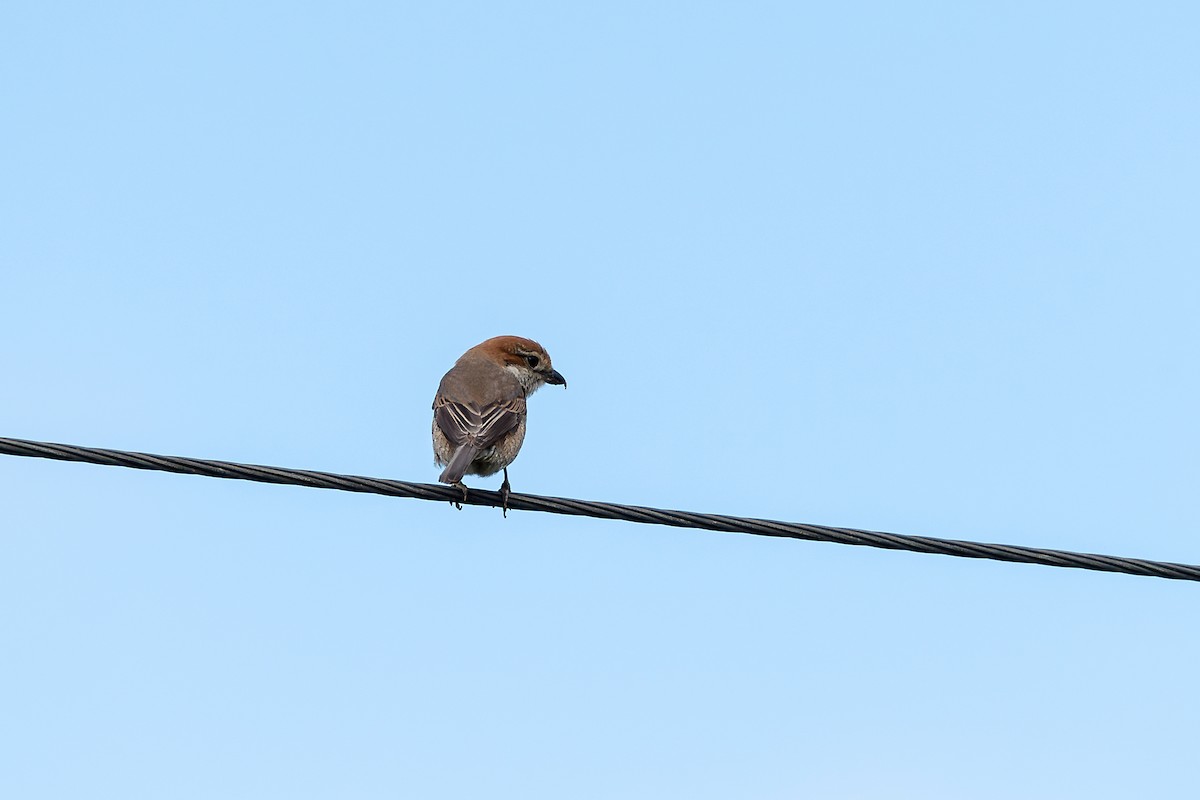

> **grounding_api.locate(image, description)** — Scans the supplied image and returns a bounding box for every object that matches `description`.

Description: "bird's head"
[475,335,566,395]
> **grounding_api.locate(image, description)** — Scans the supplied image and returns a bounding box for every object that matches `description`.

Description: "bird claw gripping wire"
[500,469,512,518]
[450,481,467,510]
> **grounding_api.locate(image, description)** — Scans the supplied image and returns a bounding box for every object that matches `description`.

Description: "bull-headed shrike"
[433,335,565,512]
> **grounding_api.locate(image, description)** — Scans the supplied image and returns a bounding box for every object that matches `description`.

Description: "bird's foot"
[500,469,511,518]
[450,481,468,510]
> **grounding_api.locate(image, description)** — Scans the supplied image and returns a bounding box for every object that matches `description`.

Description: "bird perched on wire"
[433,335,566,513]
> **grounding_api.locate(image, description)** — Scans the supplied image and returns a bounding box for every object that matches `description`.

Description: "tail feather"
[439,445,480,484]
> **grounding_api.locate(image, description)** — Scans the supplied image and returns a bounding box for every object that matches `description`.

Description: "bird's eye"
[524,354,540,368]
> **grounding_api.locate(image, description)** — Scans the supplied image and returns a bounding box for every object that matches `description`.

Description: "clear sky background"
[2,2,1198,798]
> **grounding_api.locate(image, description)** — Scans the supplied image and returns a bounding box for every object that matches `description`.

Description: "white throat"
[505,363,544,396]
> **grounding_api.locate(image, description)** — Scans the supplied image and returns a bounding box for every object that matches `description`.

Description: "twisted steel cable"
[1,435,1197,582]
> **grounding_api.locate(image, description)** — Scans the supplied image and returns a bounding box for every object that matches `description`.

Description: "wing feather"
[433,394,526,451]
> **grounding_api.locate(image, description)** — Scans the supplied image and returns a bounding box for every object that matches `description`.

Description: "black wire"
[1,435,1196,583]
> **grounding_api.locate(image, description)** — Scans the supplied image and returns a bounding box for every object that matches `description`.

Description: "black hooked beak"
[544,369,567,387]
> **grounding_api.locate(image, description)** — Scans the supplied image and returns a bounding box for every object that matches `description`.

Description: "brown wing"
[433,394,526,450]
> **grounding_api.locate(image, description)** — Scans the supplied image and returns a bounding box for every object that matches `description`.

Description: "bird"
[432,335,566,513]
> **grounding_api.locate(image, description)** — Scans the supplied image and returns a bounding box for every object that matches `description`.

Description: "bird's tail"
[438,445,480,484]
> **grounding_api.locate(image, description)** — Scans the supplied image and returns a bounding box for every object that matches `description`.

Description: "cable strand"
[1,435,1196,582]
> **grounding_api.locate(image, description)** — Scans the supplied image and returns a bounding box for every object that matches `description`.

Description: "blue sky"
[2,2,1198,798]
